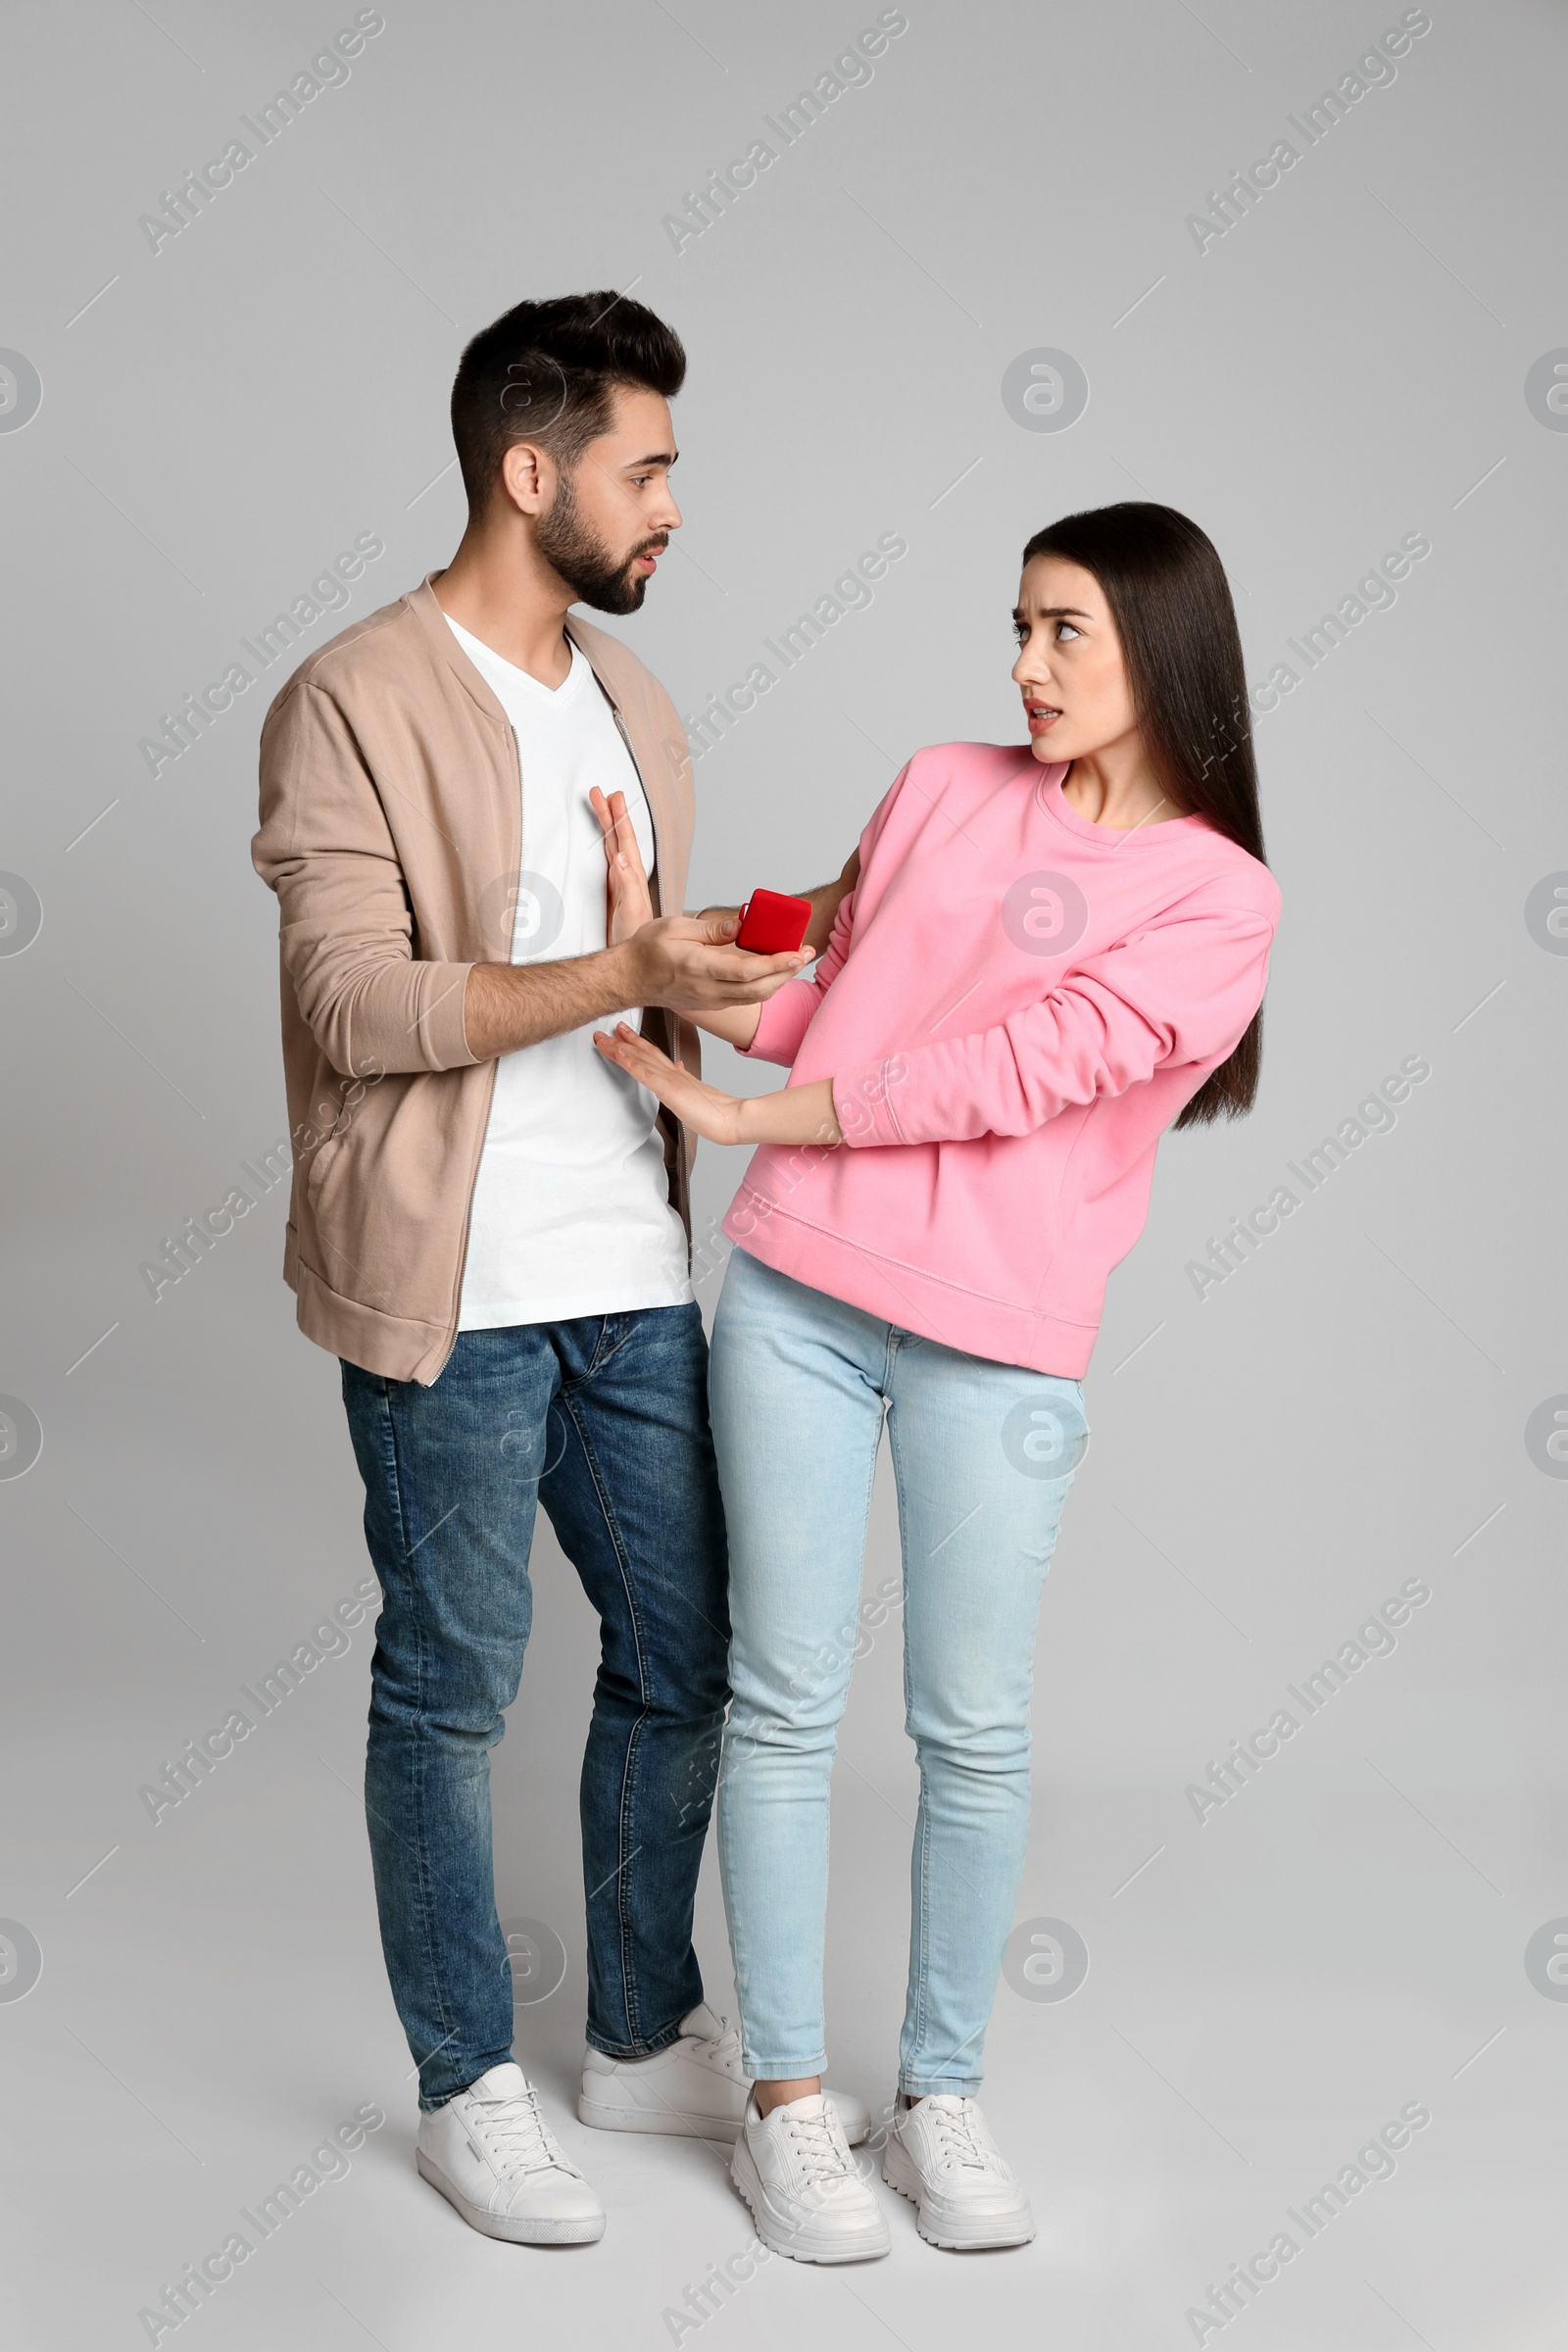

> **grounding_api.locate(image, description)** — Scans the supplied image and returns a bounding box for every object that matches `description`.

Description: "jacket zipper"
[607,702,694,1220]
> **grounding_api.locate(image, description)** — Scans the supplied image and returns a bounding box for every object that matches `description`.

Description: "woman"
[594,503,1281,2261]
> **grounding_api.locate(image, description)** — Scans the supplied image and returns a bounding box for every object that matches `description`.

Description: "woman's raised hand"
[591,785,655,946]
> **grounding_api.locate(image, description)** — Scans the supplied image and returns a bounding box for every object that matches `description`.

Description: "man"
[252,293,864,2244]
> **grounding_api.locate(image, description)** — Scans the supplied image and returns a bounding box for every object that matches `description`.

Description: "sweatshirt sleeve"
[742,883,858,1066]
[831,893,1277,1147]
[743,759,914,1067]
[252,680,479,1078]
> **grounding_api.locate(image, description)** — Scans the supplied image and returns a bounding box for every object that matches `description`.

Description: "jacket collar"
[407,574,675,911]
[564,612,680,913]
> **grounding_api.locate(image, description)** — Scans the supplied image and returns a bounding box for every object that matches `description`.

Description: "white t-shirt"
[447,617,692,1328]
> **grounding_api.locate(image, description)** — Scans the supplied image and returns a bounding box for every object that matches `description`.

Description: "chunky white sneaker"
[578,2004,872,2147]
[416,2062,606,2244]
[730,2090,890,2263]
[882,2094,1034,2249]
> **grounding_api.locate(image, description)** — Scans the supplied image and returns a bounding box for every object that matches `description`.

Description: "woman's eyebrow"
[1011,604,1094,620]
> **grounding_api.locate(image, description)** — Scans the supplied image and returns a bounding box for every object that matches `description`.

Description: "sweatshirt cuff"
[832,1054,909,1148]
[417,961,479,1069]
[744,976,818,1067]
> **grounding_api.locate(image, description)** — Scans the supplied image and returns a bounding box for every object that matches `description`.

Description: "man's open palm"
[591,785,655,946]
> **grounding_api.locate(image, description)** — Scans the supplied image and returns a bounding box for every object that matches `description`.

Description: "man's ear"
[500,439,551,515]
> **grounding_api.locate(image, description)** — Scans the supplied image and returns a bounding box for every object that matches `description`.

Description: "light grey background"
[2,1,1564,2345]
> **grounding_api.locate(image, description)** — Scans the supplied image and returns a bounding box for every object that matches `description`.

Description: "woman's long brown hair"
[1022,501,1267,1127]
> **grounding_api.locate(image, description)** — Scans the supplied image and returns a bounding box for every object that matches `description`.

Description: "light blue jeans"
[708,1248,1087,2097]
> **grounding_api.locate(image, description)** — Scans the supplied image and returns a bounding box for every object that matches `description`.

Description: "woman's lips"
[1025,705,1061,733]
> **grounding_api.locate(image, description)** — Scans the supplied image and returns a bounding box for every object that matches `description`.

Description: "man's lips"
[634,542,667,574]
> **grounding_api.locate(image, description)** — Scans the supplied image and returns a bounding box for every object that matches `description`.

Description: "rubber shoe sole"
[577,2088,872,2148]
[577,2090,746,2142]
[881,2137,1035,2250]
[729,2135,890,2264]
[416,2148,606,2244]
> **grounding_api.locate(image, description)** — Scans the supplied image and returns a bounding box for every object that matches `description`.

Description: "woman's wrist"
[734,1077,842,1149]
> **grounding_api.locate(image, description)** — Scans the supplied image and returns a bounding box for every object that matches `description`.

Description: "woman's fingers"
[597,1025,691,1095]
[613,1017,670,1064]
[595,1037,677,1107]
[593,1023,669,1079]
[594,1025,740,1142]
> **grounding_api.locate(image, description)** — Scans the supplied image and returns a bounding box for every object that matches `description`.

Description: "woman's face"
[1011,555,1140,766]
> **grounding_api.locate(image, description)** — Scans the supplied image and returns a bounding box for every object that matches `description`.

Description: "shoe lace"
[703,2014,748,2082]
[926,2098,995,2173]
[786,2106,855,2187]
[470,2081,573,2180]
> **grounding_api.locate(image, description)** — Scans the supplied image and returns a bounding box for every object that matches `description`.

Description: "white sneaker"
[730,2090,890,2263]
[578,2003,872,2147]
[882,2094,1035,2249]
[416,2062,606,2244]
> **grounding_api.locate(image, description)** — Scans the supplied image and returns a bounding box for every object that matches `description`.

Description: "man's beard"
[535,470,664,615]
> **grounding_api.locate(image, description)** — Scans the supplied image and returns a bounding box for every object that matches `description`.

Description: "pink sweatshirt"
[723,744,1281,1376]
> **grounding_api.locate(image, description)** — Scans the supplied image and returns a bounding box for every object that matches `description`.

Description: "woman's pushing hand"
[593,1023,845,1152]
[593,1022,748,1144]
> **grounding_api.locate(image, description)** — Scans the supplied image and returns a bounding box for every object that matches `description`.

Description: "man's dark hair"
[450,292,686,511]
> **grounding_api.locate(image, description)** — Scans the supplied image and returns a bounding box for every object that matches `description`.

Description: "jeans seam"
[378,1381,461,2097]
[911,1766,932,2087]
[561,1383,653,2048]
[885,1393,932,2082]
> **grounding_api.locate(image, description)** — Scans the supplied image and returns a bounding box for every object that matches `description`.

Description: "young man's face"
[533,384,682,615]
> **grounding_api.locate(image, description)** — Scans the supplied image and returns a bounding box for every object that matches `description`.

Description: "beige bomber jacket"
[251,576,702,1385]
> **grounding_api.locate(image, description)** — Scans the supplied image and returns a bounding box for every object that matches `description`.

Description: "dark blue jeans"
[340,1306,730,2109]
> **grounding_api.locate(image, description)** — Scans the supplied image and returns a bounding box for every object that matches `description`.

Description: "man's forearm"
[464,919,810,1060]
[463,947,639,1061]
